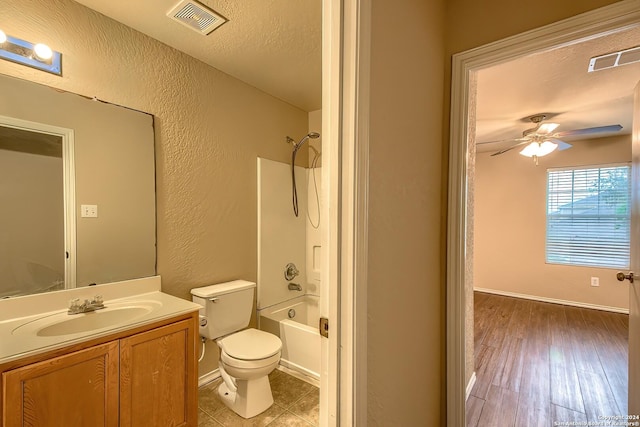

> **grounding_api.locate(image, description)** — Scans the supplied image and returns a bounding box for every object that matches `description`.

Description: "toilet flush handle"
[208,297,219,303]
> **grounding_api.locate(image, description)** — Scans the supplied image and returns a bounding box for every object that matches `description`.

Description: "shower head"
[293,132,321,151]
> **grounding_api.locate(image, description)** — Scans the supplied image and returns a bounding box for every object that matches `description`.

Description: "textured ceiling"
[476,26,640,153]
[73,0,322,112]
[71,1,638,132]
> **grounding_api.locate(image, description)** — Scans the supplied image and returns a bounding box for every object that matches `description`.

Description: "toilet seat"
[220,350,281,370]
[217,328,282,361]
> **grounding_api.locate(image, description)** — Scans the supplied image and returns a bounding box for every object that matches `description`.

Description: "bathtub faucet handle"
[288,282,303,291]
[284,263,299,281]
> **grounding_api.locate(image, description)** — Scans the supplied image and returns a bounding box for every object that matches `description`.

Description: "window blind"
[546,165,630,269]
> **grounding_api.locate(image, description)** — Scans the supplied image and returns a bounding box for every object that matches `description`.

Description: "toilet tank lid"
[191,280,256,298]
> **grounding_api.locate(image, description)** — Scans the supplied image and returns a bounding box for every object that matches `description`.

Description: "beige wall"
[0,0,307,376]
[368,1,445,424]
[475,135,631,310]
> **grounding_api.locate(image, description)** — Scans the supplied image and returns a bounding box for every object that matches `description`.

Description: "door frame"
[446,1,640,424]
[322,0,371,425]
[0,115,76,290]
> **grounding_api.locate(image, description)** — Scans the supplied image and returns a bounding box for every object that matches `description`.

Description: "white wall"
[475,134,631,310]
[257,158,308,309]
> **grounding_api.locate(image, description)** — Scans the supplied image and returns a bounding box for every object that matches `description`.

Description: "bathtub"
[258,295,321,382]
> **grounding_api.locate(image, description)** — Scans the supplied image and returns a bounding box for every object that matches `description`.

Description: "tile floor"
[198,369,319,427]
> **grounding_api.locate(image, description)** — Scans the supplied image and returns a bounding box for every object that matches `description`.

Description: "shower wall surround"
[257,158,322,309]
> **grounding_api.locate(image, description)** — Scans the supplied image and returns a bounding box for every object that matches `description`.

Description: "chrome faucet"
[68,295,105,315]
[288,283,303,291]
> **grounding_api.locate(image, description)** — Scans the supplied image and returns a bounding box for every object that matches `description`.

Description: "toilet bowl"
[215,328,282,418]
[191,281,283,419]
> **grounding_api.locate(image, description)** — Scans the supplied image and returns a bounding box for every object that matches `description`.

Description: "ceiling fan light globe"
[538,140,558,156]
[519,142,540,157]
[518,141,558,158]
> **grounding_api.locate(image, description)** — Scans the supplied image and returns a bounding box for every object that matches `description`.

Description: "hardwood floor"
[467,292,629,426]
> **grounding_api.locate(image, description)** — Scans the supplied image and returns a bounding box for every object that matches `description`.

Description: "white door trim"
[339,0,371,425]
[446,1,640,425]
[321,0,371,425]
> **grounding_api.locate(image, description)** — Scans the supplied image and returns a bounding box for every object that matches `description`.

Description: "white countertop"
[0,276,201,365]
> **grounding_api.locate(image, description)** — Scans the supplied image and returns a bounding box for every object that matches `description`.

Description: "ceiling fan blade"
[537,123,559,135]
[476,137,527,146]
[548,138,572,151]
[490,140,532,156]
[554,124,623,138]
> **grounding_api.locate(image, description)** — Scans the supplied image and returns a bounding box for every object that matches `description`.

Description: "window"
[546,165,631,268]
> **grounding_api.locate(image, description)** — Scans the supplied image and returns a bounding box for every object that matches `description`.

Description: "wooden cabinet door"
[2,341,119,427]
[119,318,197,427]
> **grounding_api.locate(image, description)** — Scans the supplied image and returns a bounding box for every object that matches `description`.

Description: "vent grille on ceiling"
[588,45,640,72]
[167,0,227,35]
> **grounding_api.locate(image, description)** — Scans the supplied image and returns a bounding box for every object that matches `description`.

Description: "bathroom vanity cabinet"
[0,312,198,427]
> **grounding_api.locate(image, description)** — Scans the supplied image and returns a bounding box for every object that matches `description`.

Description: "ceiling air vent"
[167,0,227,35]
[588,45,640,72]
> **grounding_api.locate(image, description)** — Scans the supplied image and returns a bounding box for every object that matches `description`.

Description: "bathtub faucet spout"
[288,283,302,291]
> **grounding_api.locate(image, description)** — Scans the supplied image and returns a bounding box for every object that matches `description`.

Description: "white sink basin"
[12,301,163,337]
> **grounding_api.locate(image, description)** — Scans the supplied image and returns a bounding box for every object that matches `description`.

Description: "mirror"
[0,73,156,298]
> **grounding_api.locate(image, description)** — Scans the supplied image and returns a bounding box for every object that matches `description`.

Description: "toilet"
[191,280,282,419]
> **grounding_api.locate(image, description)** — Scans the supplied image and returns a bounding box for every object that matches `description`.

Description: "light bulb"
[0,30,6,44]
[33,43,53,61]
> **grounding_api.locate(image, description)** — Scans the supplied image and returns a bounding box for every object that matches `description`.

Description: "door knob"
[616,271,634,283]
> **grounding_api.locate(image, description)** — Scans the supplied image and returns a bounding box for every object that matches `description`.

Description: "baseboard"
[198,369,220,387]
[466,372,476,401]
[276,364,320,388]
[474,287,629,314]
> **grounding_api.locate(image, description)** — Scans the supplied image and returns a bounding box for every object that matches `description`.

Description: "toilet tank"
[191,280,256,340]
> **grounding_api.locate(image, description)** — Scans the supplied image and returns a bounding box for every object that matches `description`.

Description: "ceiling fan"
[478,113,623,159]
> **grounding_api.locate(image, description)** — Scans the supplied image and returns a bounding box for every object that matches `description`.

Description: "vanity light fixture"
[0,30,61,75]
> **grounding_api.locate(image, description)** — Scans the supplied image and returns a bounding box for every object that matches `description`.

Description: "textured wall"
[0,0,308,373]
[465,74,477,388]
